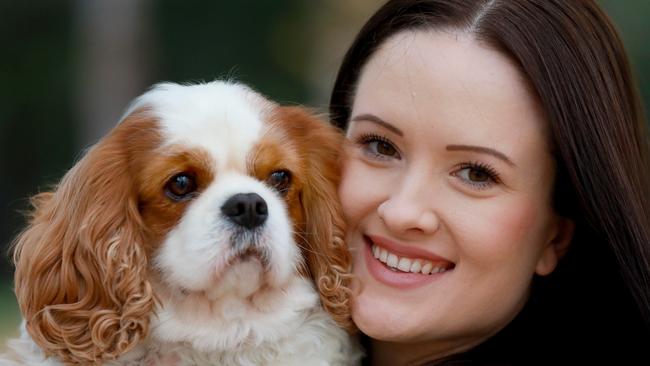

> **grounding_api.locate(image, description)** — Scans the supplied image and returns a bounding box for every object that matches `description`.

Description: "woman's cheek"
[338,158,363,226]
[340,159,386,221]
[457,195,550,268]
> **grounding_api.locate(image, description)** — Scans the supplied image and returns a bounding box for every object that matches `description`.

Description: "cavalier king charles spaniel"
[2,81,361,365]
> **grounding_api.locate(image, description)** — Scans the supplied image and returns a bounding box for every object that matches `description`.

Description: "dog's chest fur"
[4,277,361,366]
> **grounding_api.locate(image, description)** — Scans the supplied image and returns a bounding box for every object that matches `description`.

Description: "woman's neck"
[369,337,485,366]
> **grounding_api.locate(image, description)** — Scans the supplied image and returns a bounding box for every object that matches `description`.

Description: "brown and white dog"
[2,81,361,365]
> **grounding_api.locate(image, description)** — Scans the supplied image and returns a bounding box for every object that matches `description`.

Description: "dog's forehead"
[141,81,274,170]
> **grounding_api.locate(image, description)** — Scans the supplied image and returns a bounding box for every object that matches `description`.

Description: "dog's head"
[12,81,352,364]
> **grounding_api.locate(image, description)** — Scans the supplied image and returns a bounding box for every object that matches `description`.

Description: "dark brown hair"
[330,0,650,361]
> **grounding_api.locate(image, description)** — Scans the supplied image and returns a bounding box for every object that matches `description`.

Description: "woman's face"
[339,30,572,355]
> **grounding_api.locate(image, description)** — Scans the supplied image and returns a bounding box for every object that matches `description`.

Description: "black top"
[359,273,650,365]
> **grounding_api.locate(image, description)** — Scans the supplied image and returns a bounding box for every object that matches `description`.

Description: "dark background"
[0,0,648,342]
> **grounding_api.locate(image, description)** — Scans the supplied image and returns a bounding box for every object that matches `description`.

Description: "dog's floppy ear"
[277,107,355,331]
[12,110,158,364]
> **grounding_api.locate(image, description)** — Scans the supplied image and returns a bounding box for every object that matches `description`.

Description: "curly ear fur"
[278,107,355,332]
[11,112,158,364]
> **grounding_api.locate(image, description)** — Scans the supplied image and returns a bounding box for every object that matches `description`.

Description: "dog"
[2,81,361,365]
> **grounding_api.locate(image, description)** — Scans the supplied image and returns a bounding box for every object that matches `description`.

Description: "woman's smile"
[363,234,455,289]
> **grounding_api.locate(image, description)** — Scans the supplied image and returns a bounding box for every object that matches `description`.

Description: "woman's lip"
[366,234,454,264]
[362,236,450,289]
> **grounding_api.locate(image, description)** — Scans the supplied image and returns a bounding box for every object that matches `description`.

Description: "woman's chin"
[351,292,420,342]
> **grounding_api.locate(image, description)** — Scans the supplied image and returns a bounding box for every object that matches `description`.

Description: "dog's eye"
[165,173,198,201]
[267,170,291,196]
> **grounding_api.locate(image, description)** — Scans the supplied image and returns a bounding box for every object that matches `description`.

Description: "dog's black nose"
[221,193,268,229]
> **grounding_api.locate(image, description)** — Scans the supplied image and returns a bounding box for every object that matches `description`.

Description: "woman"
[329,0,650,364]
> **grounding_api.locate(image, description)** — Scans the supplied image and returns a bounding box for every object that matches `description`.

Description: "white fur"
[155,173,299,293]
[130,81,272,173]
[2,81,361,366]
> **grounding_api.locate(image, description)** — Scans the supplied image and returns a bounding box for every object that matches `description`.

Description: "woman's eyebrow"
[350,114,404,136]
[446,145,516,167]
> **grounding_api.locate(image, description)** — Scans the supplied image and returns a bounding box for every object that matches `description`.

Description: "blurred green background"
[0,0,648,349]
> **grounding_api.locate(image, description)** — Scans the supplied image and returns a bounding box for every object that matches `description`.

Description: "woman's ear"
[12,111,156,364]
[535,216,575,276]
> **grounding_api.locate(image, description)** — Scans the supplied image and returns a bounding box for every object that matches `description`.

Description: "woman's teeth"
[371,243,451,275]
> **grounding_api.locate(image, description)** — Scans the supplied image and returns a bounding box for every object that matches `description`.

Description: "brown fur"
[137,145,216,246]
[262,106,354,331]
[11,111,162,364]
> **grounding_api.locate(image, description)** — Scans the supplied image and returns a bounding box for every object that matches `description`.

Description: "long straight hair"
[331,0,650,360]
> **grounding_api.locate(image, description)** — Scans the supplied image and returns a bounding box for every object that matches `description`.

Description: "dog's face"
[140,83,310,297]
[12,81,352,364]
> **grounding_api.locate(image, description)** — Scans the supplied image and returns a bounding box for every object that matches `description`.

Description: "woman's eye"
[165,173,198,201]
[267,170,292,195]
[357,133,401,160]
[460,168,490,182]
[453,163,500,189]
[370,140,398,156]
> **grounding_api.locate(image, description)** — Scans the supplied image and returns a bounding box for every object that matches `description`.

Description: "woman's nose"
[377,176,440,235]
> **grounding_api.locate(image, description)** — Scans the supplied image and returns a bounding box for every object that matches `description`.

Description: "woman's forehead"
[352,29,551,162]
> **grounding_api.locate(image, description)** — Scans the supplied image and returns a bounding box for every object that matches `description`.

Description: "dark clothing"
[359,281,650,365]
